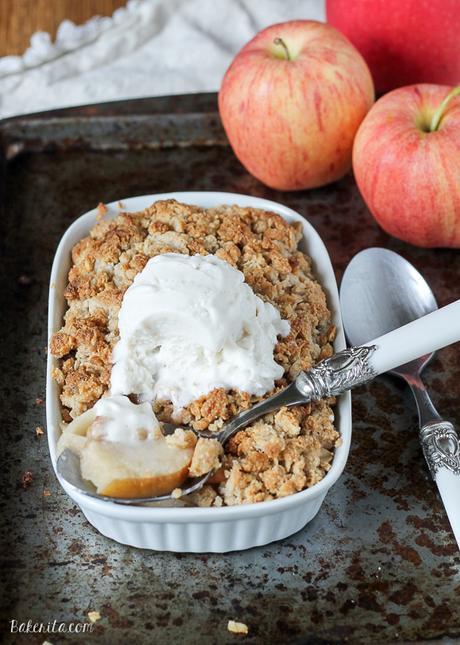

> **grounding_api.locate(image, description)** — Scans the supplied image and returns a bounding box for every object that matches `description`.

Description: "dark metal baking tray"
[1,93,459,644]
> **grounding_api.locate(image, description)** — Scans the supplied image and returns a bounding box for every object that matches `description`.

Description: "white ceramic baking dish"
[47,191,351,553]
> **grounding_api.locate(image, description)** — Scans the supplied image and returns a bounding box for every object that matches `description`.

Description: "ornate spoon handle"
[213,346,379,444]
[403,373,460,546]
[205,346,378,444]
[295,345,377,399]
[297,299,460,401]
[417,395,460,549]
[214,295,460,442]
[213,297,460,440]
[422,413,460,550]
[420,421,460,478]
[427,430,460,548]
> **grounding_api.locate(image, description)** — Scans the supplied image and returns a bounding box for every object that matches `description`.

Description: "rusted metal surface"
[0,93,459,644]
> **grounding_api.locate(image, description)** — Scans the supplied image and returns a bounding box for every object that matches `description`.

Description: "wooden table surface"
[0,0,127,57]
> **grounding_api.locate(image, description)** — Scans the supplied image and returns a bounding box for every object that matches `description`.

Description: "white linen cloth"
[0,0,324,119]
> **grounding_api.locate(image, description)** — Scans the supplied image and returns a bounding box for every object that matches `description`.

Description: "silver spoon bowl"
[340,248,460,548]
[340,248,442,427]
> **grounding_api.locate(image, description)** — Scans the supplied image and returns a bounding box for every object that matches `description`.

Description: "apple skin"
[326,0,460,94]
[353,84,460,248]
[218,20,374,191]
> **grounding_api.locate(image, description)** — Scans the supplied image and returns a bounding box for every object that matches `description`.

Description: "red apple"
[327,0,460,94]
[353,84,460,248]
[218,20,374,191]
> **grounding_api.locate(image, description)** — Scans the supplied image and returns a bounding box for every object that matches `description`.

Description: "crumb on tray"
[227,620,249,635]
[35,426,45,438]
[20,471,33,489]
[17,274,32,286]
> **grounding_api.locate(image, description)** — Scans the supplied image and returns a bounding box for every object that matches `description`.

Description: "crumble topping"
[189,438,223,477]
[165,428,197,450]
[221,402,337,505]
[50,199,338,505]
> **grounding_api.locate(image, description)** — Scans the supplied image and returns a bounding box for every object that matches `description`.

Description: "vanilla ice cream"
[90,395,162,444]
[110,253,290,410]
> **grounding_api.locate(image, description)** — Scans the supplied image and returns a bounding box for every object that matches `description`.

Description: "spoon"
[340,247,460,547]
[57,383,307,505]
[58,293,460,508]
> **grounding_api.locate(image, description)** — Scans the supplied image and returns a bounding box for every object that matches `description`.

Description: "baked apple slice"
[80,433,195,498]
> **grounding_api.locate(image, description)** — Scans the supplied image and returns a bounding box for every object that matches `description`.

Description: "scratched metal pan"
[0,94,458,643]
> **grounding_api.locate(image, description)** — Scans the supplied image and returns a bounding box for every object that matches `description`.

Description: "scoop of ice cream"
[110,253,289,410]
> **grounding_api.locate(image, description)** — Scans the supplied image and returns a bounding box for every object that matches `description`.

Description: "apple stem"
[273,37,291,61]
[430,85,460,132]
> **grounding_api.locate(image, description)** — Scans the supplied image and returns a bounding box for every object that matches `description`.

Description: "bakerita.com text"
[9,619,94,634]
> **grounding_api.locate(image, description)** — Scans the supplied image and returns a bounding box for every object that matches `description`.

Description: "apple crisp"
[50,199,338,505]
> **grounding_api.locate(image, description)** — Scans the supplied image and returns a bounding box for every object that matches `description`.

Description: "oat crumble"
[50,199,338,505]
[189,438,223,477]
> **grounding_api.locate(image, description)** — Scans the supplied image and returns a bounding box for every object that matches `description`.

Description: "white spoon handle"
[371,305,460,549]
[294,298,460,550]
[436,465,460,548]
[419,420,460,548]
[296,299,460,401]
[365,299,460,375]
